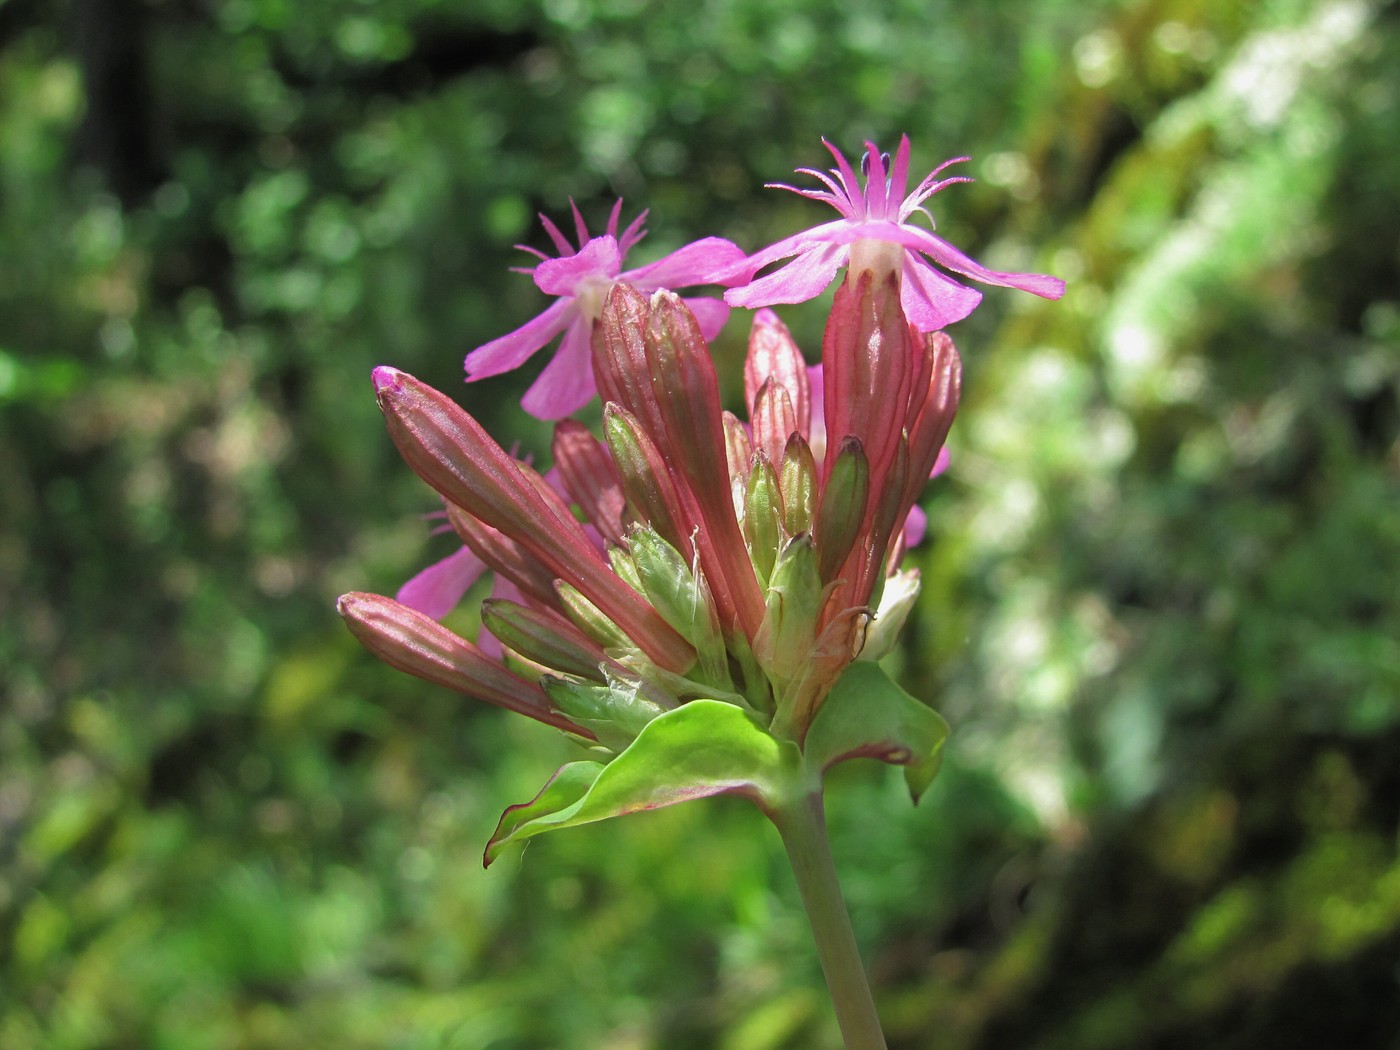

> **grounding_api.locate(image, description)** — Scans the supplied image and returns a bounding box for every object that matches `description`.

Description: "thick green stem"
[772,791,887,1050]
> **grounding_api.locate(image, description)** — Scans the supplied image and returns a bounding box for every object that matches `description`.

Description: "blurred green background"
[3,0,1399,1046]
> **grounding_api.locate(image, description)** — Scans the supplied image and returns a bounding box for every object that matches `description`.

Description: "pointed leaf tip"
[803,661,949,803]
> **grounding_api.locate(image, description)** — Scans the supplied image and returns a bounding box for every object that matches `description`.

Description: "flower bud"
[542,676,667,752]
[814,437,870,583]
[481,600,612,683]
[556,581,638,653]
[755,535,824,688]
[607,545,646,595]
[627,526,730,689]
[779,434,816,538]
[745,308,811,436]
[603,404,688,555]
[337,592,585,735]
[752,377,798,470]
[722,411,752,485]
[744,454,783,587]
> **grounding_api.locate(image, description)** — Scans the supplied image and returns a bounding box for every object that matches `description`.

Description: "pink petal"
[537,213,576,257]
[625,237,750,290]
[534,235,621,295]
[804,218,914,247]
[886,136,913,207]
[680,295,731,340]
[931,444,951,479]
[906,227,1066,299]
[724,243,849,309]
[716,220,854,283]
[822,139,866,216]
[862,142,891,218]
[901,255,983,331]
[618,208,649,255]
[465,298,574,379]
[902,504,927,550]
[396,545,489,620]
[568,199,592,246]
[519,318,597,419]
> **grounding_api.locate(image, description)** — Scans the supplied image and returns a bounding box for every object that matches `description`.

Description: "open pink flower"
[465,200,747,419]
[724,136,1065,331]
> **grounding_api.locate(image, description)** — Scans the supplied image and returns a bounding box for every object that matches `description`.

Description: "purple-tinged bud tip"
[372,366,405,395]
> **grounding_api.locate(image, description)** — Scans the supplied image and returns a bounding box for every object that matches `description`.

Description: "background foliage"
[2,0,1398,1046]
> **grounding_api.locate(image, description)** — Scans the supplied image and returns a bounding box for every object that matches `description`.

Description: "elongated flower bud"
[902,331,962,514]
[744,454,783,587]
[831,430,910,617]
[755,534,824,688]
[595,285,767,640]
[752,377,798,471]
[373,367,695,674]
[627,526,731,690]
[744,307,810,436]
[555,581,637,652]
[722,411,753,486]
[779,434,816,538]
[644,291,768,639]
[607,545,646,595]
[338,592,587,735]
[553,420,627,546]
[446,504,562,608]
[814,437,870,584]
[821,271,912,497]
[481,599,614,683]
[603,404,690,556]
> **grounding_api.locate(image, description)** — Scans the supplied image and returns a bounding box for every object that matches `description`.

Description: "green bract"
[486,660,948,865]
[485,700,802,866]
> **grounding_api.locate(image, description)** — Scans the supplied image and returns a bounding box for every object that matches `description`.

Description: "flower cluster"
[339,138,1062,862]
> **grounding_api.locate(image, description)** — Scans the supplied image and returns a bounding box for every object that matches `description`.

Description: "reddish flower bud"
[338,592,588,735]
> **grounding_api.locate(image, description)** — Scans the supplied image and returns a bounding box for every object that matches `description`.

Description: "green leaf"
[485,700,802,865]
[803,661,949,802]
[484,760,607,867]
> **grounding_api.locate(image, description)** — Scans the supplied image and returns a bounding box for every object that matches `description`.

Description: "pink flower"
[724,136,1065,331]
[465,200,748,419]
[345,281,962,753]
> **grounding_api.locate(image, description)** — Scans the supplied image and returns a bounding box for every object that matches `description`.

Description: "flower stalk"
[772,790,888,1050]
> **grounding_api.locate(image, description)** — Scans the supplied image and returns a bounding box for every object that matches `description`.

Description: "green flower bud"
[815,437,870,583]
[755,534,825,687]
[557,581,642,653]
[607,545,645,595]
[744,454,783,587]
[779,434,817,538]
[481,600,611,683]
[542,675,667,752]
[627,526,731,690]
